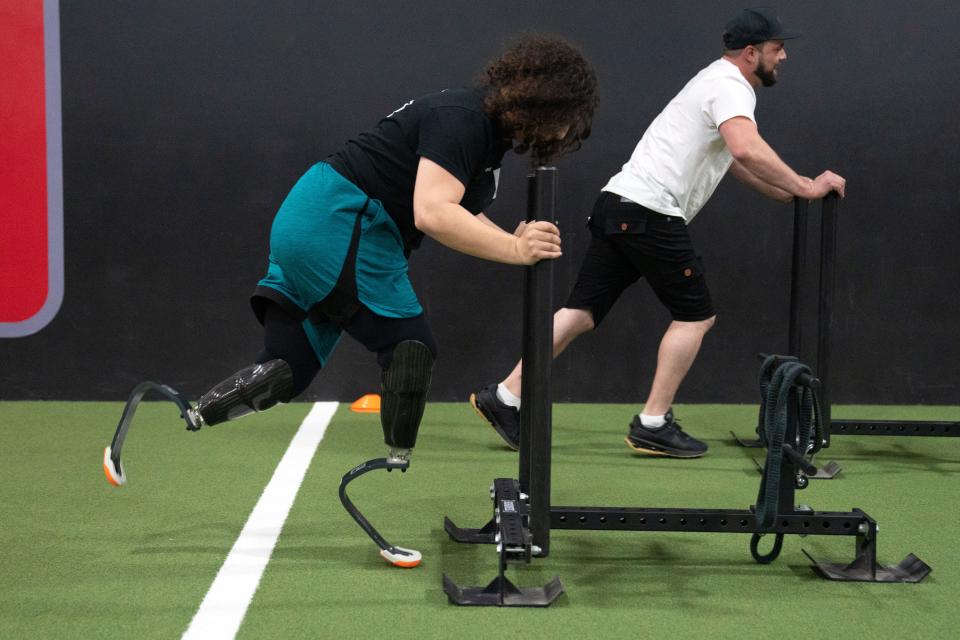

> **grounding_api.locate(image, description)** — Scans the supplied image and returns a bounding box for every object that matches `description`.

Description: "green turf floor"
[1,401,958,639]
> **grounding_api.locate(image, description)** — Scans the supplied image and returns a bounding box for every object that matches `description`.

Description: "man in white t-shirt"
[471,7,846,457]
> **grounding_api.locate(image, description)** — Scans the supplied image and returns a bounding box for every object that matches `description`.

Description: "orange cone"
[350,393,381,413]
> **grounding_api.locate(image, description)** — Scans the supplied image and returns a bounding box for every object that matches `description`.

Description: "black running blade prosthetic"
[339,457,422,567]
[103,381,199,487]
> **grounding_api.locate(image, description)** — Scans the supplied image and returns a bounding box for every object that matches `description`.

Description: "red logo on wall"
[0,0,63,337]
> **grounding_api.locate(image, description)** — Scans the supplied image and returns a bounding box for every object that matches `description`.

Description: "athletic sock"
[496,383,521,409]
[640,413,667,429]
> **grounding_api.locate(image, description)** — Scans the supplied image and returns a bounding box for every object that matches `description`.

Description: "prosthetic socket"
[337,340,434,567]
[380,340,434,458]
[195,359,294,426]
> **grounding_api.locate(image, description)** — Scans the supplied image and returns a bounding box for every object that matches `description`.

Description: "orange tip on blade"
[380,546,421,568]
[103,446,126,487]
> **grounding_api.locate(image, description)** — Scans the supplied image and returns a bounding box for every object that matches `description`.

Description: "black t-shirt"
[326,88,513,253]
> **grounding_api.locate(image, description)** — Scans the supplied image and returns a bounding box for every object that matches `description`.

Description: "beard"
[756,60,779,87]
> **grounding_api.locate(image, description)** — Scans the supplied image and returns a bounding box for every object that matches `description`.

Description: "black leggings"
[255,302,437,398]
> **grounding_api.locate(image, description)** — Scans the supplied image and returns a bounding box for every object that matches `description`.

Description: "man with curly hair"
[471,8,845,458]
[180,35,597,564]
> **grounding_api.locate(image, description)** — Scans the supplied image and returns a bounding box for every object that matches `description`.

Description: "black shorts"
[564,192,715,325]
[257,300,437,398]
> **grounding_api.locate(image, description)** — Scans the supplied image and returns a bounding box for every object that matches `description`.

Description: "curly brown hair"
[479,34,599,164]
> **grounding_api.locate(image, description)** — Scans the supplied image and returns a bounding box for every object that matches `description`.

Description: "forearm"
[730,159,795,203]
[735,139,814,198]
[752,178,794,203]
[475,212,505,231]
[417,203,520,264]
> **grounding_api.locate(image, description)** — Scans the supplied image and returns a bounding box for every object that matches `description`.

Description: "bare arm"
[728,159,794,203]
[477,212,530,237]
[720,117,846,198]
[412,157,561,265]
[475,212,500,230]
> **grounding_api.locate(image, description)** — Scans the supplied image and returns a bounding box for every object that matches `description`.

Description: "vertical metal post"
[788,198,809,357]
[816,193,840,441]
[519,167,556,556]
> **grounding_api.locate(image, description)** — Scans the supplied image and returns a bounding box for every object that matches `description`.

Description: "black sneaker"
[470,384,520,450]
[625,411,708,458]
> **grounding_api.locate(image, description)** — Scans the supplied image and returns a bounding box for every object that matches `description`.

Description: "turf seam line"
[181,402,338,640]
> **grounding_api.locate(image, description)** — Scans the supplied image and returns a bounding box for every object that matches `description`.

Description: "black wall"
[3,1,959,405]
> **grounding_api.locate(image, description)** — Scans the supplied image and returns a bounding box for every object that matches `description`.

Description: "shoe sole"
[624,436,706,459]
[469,393,520,451]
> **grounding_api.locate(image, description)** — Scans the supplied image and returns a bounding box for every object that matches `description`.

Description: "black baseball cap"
[722,7,801,49]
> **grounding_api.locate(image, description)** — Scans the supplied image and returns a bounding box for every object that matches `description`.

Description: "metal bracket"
[442,573,564,607]
[443,478,564,607]
[807,460,842,479]
[802,516,930,582]
[443,516,497,544]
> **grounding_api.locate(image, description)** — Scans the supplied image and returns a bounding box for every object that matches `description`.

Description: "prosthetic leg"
[190,359,294,426]
[102,360,294,486]
[103,381,200,486]
[339,340,433,567]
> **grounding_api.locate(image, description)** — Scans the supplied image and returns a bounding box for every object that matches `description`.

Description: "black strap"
[755,354,797,446]
[754,357,822,530]
[308,198,371,327]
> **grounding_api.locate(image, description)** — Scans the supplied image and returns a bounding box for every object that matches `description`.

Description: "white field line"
[181,401,339,640]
